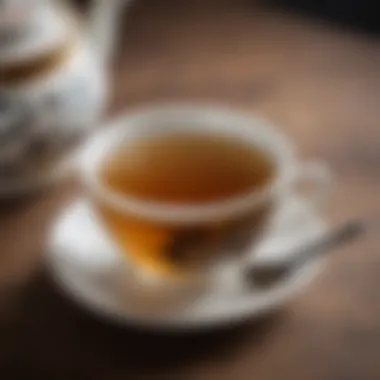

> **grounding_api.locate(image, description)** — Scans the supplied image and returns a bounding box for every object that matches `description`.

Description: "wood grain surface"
[1,1,380,379]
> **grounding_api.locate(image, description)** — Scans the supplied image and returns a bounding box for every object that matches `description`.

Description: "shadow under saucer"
[0,269,287,379]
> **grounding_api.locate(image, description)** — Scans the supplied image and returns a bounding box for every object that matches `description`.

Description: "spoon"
[246,220,367,288]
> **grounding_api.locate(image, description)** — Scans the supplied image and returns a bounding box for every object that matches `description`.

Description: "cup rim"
[80,103,297,224]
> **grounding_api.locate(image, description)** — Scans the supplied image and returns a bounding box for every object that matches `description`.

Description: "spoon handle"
[287,220,366,270]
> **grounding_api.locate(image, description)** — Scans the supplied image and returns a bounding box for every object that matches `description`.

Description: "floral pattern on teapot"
[0,48,106,177]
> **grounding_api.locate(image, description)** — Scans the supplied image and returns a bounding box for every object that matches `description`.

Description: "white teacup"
[80,104,331,311]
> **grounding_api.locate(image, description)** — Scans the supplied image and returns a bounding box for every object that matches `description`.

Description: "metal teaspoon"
[246,220,367,288]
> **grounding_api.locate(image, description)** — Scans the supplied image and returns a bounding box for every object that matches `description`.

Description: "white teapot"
[0,0,130,195]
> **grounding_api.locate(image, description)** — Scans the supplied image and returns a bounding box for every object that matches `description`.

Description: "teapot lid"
[0,0,71,65]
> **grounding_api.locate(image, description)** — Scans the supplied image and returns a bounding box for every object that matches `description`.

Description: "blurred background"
[0,0,379,379]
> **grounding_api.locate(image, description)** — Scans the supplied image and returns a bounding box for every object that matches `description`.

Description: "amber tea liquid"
[96,132,275,275]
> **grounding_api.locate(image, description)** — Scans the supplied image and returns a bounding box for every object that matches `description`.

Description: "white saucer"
[47,196,328,330]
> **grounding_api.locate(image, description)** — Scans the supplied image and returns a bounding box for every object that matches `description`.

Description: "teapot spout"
[87,0,131,64]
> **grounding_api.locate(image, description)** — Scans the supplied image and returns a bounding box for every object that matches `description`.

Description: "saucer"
[47,196,327,330]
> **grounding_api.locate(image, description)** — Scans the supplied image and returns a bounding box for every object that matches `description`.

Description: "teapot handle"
[87,0,132,64]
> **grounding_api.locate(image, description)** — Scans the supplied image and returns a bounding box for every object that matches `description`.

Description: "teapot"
[0,0,131,196]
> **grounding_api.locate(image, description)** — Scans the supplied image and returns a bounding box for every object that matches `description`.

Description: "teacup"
[79,104,331,310]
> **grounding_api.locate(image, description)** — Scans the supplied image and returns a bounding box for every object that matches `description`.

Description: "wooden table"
[1,1,380,379]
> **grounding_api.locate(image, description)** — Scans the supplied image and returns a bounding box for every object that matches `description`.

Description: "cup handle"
[293,160,332,209]
[241,160,332,289]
